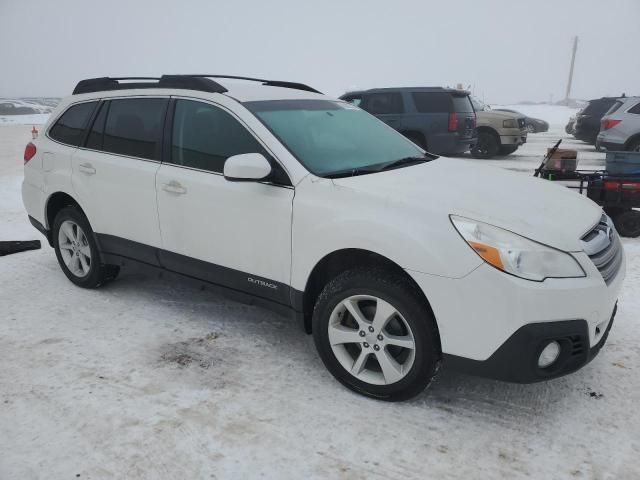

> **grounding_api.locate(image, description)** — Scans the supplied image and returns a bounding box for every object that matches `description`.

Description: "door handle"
[161,181,187,195]
[78,163,96,175]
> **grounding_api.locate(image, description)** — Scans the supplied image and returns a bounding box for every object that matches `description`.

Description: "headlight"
[503,119,518,128]
[450,216,585,281]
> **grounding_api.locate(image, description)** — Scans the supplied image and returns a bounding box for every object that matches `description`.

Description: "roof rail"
[72,75,228,95]
[183,75,322,94]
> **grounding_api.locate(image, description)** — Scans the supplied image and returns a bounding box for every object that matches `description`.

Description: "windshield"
[470,97,489,111]
[245,99,428,177]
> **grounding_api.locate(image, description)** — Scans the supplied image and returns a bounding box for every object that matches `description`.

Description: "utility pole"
[564,36,578,105]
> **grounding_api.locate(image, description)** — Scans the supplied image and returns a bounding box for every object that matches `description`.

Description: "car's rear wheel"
[471,131,499,159]
[312,268,440,401]
[53,206,119,288]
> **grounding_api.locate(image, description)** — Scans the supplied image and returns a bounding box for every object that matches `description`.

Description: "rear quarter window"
[411,92,451,113]
[49,102,98,146]
[628,102,640,114]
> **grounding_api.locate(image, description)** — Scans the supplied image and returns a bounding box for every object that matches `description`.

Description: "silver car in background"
[597,96,640,152]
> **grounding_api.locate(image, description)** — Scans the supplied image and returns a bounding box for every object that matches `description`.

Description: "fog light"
[538,341,561,368]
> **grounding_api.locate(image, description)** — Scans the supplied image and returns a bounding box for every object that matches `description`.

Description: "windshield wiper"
[323,166,379,179]
[323,154,437,179]
[376,155,435,172]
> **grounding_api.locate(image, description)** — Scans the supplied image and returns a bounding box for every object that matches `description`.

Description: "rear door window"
[411,92,451,113]
[86,102,108,150]
[363,92,404,114]
[102,98,168,160]
[49,102,98,146]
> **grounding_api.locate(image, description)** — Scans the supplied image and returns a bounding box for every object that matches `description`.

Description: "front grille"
[581,215,623,284]
[518,118,526,129]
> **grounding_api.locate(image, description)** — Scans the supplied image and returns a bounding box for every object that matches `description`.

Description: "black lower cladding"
[444,305,617,383]
[28,215,52,246]
[95,233,292,307]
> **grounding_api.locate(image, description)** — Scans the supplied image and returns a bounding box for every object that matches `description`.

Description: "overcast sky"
[1,0,639,103]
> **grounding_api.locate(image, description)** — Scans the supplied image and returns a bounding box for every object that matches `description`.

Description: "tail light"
[604,180,640,191]
[472,113,477,128]
[601,118,621,130]
[448,112,458,132]
[24,142,37,164]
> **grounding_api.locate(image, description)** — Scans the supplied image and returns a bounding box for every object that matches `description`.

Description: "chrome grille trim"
[581,214,623,284]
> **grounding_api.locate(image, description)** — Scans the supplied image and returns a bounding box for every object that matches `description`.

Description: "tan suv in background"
[470,97,527,158]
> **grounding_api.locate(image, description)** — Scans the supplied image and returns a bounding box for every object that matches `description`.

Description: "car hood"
[331,159,601,252]
[477,110,521,121]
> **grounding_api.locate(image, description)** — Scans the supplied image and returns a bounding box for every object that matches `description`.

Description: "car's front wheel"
[312,268,441,401]
[53,206,119,288]
[471,131,499,159]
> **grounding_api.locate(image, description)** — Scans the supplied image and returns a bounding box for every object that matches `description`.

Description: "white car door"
[155,98,294,304]
[71,97,168,254]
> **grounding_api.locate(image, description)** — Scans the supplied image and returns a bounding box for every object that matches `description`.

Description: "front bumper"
[500,131,526,146]
[407,247,625,381]
[443,304,616,383]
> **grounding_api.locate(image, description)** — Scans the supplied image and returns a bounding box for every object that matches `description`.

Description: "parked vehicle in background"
[339,87,476,156]
[470,97,527,158]
[566,116,576,135]
[574,97,619,144]
[495,109,549,133]
[596,96,640,152]
[22,75,625,401]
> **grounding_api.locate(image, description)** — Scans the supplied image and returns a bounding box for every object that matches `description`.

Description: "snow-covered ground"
[0,113,51,126]
[1,118,639,479]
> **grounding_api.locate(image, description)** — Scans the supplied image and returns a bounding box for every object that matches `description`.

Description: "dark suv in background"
[573,97,619,144]
[340,87,476,155]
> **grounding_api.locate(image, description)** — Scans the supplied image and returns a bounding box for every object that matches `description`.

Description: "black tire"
[498,145,518,156]
[312,268,441,401]
[613,210,640,238]
[52,206,119,288]
[471,130,499,159]
[526,124,536,134]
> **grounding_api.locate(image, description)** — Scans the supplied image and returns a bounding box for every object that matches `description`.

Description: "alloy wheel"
[58,220,92,278]
[328,295,416,385]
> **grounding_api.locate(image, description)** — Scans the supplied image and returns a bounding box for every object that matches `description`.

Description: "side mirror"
[223,153,272,182]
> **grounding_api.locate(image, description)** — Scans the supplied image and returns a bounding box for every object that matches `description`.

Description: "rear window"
[584,99,615,116]
[628,102,640,114]
[363,92,404,115]
[411,92,451,113]
[102,98,168,160]
[605,101,624,116]
[49,102,97,146]
[452,95,474,113]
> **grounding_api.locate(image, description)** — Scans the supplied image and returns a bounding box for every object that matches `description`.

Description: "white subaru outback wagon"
[22,75,625,400]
